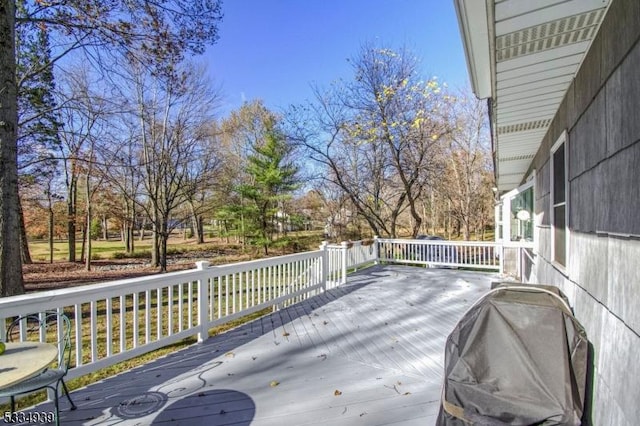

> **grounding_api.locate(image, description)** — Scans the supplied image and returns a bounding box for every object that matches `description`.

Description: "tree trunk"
[102,215,108,240]
[159,218,168,272]
[80,218,86,262]
[151,208,159,267]
[198,216,204,243]
[138,216,146,241]
[67,175,77,262]
[48,206,54,264]
[190,202,204,244]
[128,206,135,253]
[85,206,92,271]
[0,1,25,296]
[85,175,92,271]
[18,199,32,264]
[408,196,422,239]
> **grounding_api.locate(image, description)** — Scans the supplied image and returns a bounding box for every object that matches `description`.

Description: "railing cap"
[195,261,211,270]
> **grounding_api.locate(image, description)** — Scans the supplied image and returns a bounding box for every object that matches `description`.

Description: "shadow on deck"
[31,265,499,426]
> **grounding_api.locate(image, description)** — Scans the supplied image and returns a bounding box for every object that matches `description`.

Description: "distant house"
[455,0,640,423]
[324,208,353,239]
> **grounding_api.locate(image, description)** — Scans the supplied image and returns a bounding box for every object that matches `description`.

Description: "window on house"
[551,134,567,267]
[510,185,533,242]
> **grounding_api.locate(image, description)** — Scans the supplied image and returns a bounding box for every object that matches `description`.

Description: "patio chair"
[1,312,77,426]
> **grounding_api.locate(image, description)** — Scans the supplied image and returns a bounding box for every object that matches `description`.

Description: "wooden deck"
[31,265,498,425]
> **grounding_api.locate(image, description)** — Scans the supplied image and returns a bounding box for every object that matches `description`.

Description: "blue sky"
[204,0,470,117]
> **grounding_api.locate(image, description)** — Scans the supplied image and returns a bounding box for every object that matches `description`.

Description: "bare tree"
[55,67,109,264]
[97,122,144,254]
[1,0,223,296]
[437,91,492,240]
[182,123,224,244]
[131,60,220,271]
[288,44,452,238]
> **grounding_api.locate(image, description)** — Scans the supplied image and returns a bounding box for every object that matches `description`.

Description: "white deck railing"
[0,250,325,382]
[324,240,378,288]
[377,238,501,271]
[0,237,499,382]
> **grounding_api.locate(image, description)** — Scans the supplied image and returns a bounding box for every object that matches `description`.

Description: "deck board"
[26,265,497,425]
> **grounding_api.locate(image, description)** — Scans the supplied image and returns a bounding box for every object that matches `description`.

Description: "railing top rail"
[0,250,326,318]
[377,238,500,247]
[205,250,323,275]
[0,267,209,318]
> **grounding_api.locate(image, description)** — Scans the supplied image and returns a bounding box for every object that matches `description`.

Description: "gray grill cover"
[437,285,588,425]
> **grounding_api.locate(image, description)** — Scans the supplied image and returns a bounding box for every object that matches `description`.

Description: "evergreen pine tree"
[238,126,299,255]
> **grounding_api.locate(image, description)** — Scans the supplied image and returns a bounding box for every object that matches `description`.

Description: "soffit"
[455,0,611,192]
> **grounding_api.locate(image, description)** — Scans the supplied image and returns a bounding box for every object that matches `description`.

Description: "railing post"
[195,261,210,343]
[319,241,328,291]
[341,241,348,285]
[499,245,504,275]
[373,235,379,265]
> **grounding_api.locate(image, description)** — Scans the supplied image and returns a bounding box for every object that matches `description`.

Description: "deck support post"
[195,261,210,343]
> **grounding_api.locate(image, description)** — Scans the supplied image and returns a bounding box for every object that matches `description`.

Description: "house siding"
[528,0,640,424]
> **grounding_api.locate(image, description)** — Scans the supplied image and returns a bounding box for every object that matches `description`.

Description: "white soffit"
[454,0,492,98]
[455,0,611,192]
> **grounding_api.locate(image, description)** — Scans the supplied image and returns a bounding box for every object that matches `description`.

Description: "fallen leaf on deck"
[270,380,280,387]
[282,331,290,337]
[334,389,342,396]
[225,352,235,358]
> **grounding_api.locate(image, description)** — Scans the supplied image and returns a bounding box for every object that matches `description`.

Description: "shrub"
[112,251,151,260]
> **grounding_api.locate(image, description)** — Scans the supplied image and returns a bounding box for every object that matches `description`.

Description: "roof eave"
[453,0,492,99]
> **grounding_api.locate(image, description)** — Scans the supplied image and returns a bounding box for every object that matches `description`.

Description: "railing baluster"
[168,285,173,336]
[188,281,194,327]
[245,271,250,309]
[251,269,256,308]
[156,288,162,341]
[217,276,222,319]
[178,283,184,332]
[209,277,215,322]
[106,297,113,357]
[74,304,82,366]
[145,289,151,344]
[230,273,235,313]
[120,295,126,353]
[225,275,230,317]
[90,301,98,362]
[133,292,139,349]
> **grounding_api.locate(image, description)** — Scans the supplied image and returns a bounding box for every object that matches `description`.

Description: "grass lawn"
[29,239,154,262]
[28,231,327,263]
